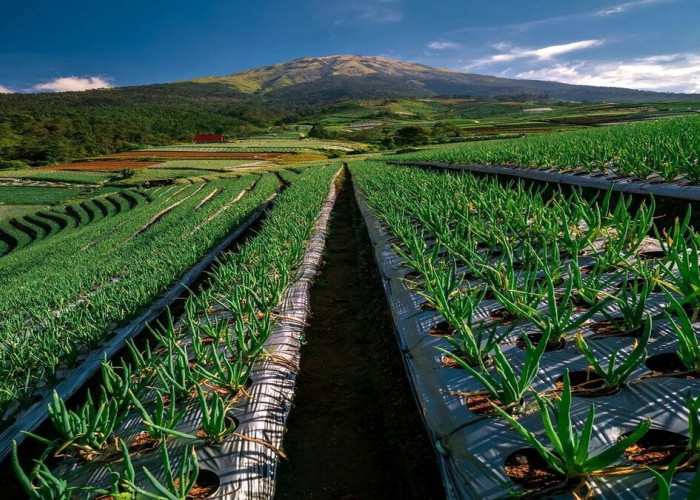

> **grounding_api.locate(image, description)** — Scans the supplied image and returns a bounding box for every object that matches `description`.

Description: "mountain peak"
[188,54,698,104]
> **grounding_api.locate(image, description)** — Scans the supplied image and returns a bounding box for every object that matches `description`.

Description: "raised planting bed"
[388,161,700,202]
[11,165,342,499]
[351,161,699,499]
[0,175,280,450]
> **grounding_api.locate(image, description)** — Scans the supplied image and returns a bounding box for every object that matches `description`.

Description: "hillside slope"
[190,55,698,104]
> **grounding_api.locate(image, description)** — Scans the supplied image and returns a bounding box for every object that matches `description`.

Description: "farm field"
[0,173,279,431]
[3,106,700,500]
[392,114,700,183]
[351,161,700,497]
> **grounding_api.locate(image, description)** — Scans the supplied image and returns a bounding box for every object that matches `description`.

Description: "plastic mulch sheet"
[389,161,700,202]
[58,169,341,499]
[352,176,698,499]
[0,196,275,462]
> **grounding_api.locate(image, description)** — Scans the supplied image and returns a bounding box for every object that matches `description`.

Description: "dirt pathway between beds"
[275,173,444,500]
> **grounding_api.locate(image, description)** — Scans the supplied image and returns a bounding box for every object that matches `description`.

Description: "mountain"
[190,55,698,104]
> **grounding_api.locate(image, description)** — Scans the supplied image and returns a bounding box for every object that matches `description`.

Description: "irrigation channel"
[276,170,444,499]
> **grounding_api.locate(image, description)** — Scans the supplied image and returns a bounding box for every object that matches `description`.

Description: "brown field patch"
[41,161,161,171]
[106,151,291,160]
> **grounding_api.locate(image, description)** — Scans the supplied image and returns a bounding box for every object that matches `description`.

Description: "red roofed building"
[194,133,225,143]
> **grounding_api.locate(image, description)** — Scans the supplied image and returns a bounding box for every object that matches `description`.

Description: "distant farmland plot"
[0,186,86,204]
[107,151,291,160]
[0,170,113,185]
[41,160,161,171]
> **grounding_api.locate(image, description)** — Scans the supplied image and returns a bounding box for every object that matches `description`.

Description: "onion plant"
[665,293,700,374]
[575,318,651,389]
[196,346,255,394]
[129,387,188,442]
[195,386,237,444]
[494,371,651,477]
[129,442,200,500]
[501,270,606,349]
[12,441,108,499]
[603,275,654,333]
[47,389,119,453]
[439,329,550,414]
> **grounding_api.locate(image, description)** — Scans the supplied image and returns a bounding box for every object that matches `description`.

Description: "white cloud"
[515,53,700,93]
[0,85,14,93]
[426,41,460,50]
[33,76,112,92]
[596,0,669,16]
[357,0,402,23]
[467,40,603,68]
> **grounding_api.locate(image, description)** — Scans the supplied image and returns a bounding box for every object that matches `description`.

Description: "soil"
[419,300,436,311]
[429,320,456,337]
[623,429,689,466]
[516,332,566,351]
[554,371,620,397]
[129,431,159,454]
[489,308,517,325]
[174,470,220,499]
[276,174,444,500]
[466,393,514,417]
[590,320,644,338]
[504,448,577,493]
[645,352,699,378]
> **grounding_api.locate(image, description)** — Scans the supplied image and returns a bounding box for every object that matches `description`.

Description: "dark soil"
[645,352,699,378]
[275,173,444,500]
[590,320,644,338]
[504,448,578,493]
[516,332,566,351]
[174,469,220,499]
[429,320,456,337]
[466,393,516,417]
[489,308,517,325]
[129,431,159,454]
[554,371,621,397]
[623,429,689,466]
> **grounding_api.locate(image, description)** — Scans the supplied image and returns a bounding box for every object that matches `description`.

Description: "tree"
[395,126,430,146]
[307,123,329,139]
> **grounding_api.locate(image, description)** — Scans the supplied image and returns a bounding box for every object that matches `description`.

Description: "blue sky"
[0,0,698,93]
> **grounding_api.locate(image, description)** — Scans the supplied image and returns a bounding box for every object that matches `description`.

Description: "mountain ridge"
[187,54,698,104]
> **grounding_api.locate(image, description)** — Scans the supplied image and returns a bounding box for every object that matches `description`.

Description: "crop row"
[0,174,281,425]
[0,189,148,256]
[12,165,340,499]
[391,114,700,184]
[351,161,699,497]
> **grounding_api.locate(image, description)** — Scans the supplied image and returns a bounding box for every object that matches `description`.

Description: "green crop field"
[392,114,700,182]
[0,186,87,204]
[4,107,700,500]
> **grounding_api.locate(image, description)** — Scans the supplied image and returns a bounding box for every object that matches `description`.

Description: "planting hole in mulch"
[196,416,238,440]
[516,333,566,351]
[489,308,517,325]
[504,448,577,493]
[419,300,435,311]
[429,321,456,337]
[466,393,517,417]
[590,320,644,338]
[645,352,699,378]
[403,270,422,281]
[554,371,620,397]
[623,429,689,466]
[129,431,159,454]
[637,249,666,261]
[173,469,220,499]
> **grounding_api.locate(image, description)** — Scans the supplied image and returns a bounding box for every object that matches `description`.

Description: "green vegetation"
[0,174,278,422]
[0,189,149,256]
[0,186,86,204]
[351,160,698,494]
[392,114,700,182]
[13,165,339,498]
